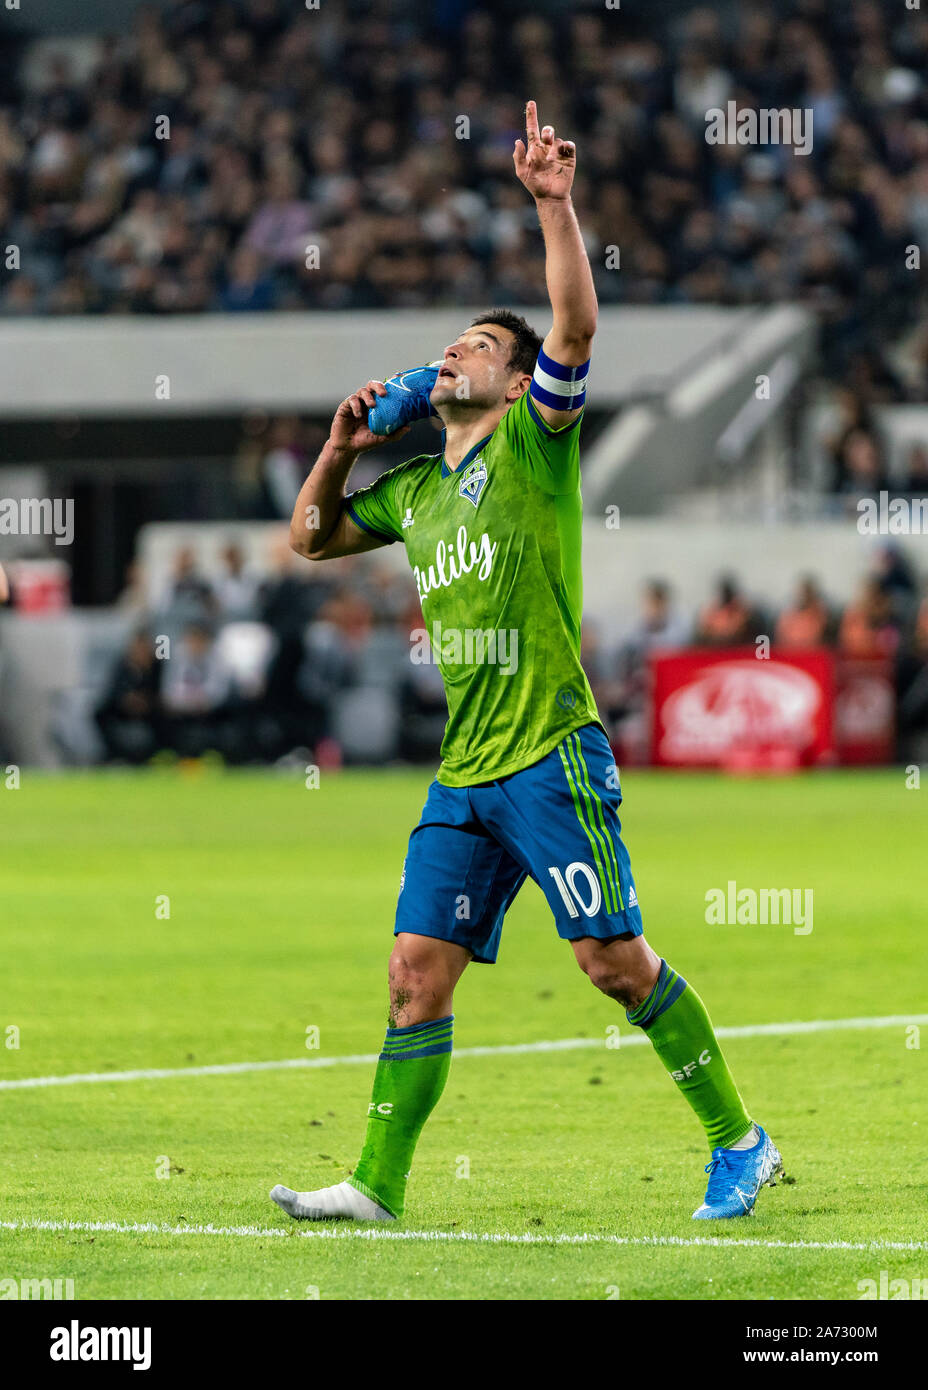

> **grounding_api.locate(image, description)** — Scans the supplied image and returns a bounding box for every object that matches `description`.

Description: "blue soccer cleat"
[367,362,441,436]
[692,1124,784,1219]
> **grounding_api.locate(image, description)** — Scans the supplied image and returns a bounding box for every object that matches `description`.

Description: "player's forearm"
[289,440,358,558]
[535,197,597,357]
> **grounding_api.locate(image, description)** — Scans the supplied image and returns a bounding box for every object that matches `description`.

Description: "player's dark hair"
[470,309,542,377]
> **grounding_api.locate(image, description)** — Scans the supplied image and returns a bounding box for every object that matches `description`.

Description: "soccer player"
[272,102,782,1223]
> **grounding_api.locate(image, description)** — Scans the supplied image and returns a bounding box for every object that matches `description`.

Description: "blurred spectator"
[276,587,376,755]
[825,389,877,492]
[839,576,902,657]
[398,592,446,762]
[833,428,889,498]
[775,576,834,648]
[696,575,764,646]
[898,584,928,755]
[254,533,336,757]
[217,246,277,312]
[242,166,314,268]
[579,620,615,719]
[259,532,331,637]
[94,630,162,763]
[160,621,236,755]
[261,417,309,519]
[597,581,691,763]
[161,545,216,623]
[903,444,928,496]
[215,541,259,619]
[115,561,149,617]
[870,543,917,606]
[867,542,919,637]
[625,579,691,658]
[161,622,232,713]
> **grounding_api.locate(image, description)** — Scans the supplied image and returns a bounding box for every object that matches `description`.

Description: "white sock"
[728,1123,759,1151]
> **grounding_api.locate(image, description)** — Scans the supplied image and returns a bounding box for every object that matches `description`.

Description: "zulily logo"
[413,524,497,599]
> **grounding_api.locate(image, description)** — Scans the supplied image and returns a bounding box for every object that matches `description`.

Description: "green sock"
[626,961,752,1150]
[350,1015,453,1218]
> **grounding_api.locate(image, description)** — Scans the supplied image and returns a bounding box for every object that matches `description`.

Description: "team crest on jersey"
[459,456,488,508]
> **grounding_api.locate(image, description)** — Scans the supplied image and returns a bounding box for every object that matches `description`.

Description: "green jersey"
[345,391,603,786]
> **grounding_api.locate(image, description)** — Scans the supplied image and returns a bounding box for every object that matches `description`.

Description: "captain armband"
[529,347,590,412]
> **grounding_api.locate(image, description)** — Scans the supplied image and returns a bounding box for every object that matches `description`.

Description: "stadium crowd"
[4,0,926,767]
[1,0,926,397]
[95,538,444,766]
[227,405,928,523]
[92,538,928,768]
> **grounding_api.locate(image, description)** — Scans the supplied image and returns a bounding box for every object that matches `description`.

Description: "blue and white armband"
[529,346,590,412]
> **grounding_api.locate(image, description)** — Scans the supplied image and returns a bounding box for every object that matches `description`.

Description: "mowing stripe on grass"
[3,1218,928,1254]
[1,1013,925,1092]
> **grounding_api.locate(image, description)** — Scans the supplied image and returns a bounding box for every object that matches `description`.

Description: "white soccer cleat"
[270,1179,395,1222]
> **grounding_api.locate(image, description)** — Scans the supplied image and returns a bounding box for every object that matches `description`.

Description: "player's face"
[430,325,520,411]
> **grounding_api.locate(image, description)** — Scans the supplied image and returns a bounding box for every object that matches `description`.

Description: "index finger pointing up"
[525,99,540,144]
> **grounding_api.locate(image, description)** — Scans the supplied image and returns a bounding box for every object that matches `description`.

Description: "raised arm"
[513,100,597,427]
[289,381,408,561]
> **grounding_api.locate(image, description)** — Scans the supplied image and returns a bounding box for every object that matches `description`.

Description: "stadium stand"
[0,0,926,767]
[1,0,925,401]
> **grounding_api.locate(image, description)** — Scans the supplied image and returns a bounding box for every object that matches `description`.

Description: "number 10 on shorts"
[548,862,602,918]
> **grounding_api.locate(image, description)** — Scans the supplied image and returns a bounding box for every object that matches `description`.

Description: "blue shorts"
[394,723,643,963]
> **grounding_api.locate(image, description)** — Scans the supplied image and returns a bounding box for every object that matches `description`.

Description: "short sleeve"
[496,391,583,495]
[344,468,403,545]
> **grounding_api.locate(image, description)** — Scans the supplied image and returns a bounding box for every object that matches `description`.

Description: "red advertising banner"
[834,656,896,764]
[650,648,837,769]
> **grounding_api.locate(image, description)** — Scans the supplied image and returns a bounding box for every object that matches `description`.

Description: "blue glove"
[367,361,441,436]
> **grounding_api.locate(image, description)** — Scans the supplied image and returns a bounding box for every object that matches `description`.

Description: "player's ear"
[506,373,531,403]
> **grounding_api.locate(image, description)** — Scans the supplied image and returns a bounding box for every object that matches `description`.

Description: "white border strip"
[3,1218,927,1253]
[1,1013,924,1093]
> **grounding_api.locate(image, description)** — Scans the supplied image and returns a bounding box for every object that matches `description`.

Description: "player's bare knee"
[388,948,425,997]
[388,942,445,1012]
[585,964,639,1007]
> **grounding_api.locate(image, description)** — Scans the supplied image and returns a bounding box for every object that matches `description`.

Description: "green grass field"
[1,765,925,1300]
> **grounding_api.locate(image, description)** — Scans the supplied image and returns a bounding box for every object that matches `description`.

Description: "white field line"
[1,1012,925,1093]
[3,1218,928,1254]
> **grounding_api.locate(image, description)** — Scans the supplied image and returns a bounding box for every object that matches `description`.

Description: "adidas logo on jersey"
[459,456,488,507]
[628,884,638,908]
